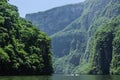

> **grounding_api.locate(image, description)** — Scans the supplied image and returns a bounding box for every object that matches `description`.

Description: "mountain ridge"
[26,3,84,36]
[26,0,120,74]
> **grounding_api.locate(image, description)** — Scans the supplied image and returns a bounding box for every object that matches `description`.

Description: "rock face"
[90,17,120,74]
[26,3,84,36]
[0,0,53,75]
[26,0,120,74]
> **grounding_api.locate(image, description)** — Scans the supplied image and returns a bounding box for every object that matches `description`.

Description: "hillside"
[90,16,120,74]
[0,0,53,75]
[25,0,120,74]
[26,3,84,36]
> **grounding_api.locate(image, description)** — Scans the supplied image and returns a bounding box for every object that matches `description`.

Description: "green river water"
[0,75,120,80]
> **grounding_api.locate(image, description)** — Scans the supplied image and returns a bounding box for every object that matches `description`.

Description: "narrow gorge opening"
[100,33,113,74]
[100,46,112,74]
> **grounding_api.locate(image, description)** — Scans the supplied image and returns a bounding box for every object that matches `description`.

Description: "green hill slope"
[26,3,84,36]
[90,16,120,74]
[0,0,53,75]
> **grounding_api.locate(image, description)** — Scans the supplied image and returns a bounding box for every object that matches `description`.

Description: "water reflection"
[0,75,120,80]
[0,76,52,80]
[92,75,112,80]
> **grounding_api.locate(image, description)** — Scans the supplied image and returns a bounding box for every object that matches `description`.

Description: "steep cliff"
[0,0,53,75]
[25,0,120,74]
[90,16,120,74]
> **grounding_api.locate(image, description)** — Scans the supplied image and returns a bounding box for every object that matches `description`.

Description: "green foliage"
[90,16,120,74]
[110,17,120,74]
[0,1,53,75]
[0,48,9,60]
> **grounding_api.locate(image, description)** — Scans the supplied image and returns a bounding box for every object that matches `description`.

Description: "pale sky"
[8,0,85,18]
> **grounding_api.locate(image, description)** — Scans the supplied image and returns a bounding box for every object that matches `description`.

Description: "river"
[0,75,120,80]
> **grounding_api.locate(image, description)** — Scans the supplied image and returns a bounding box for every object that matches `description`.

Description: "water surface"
[0,75,120,80]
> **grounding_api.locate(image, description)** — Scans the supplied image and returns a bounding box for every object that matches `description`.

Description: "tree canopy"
[0,0,53,75]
